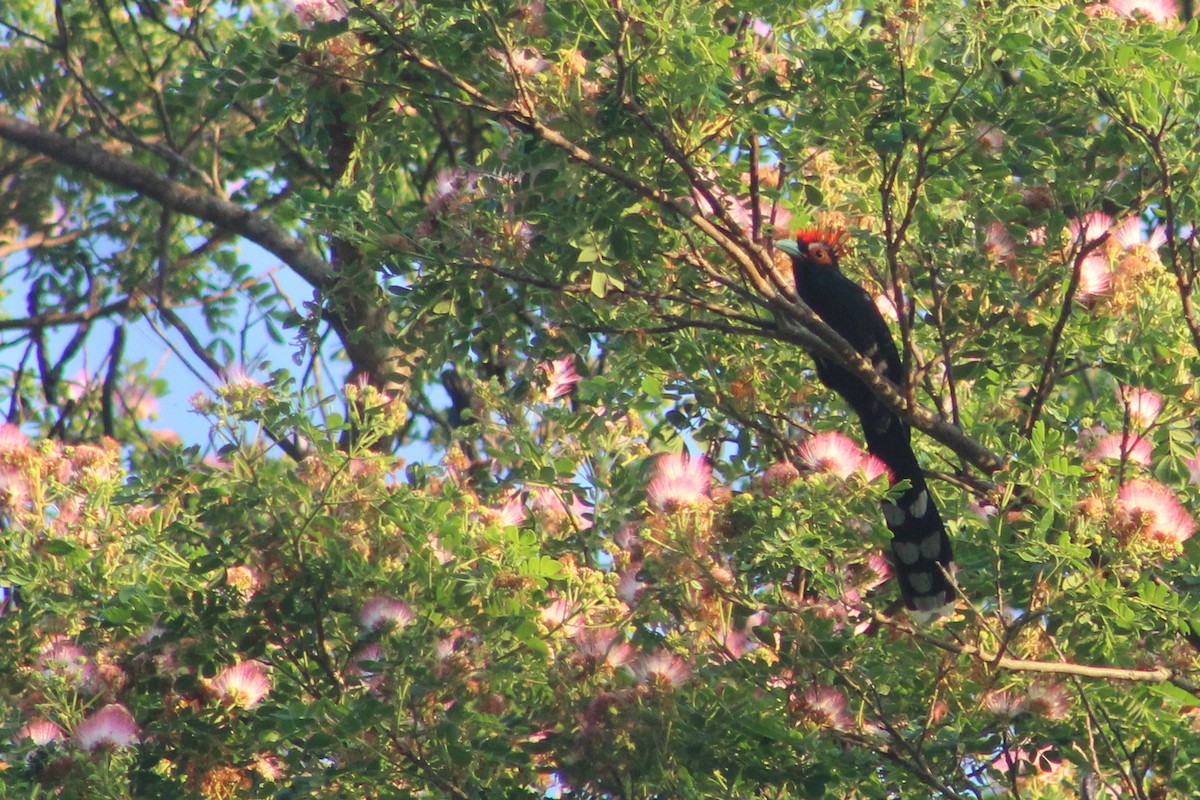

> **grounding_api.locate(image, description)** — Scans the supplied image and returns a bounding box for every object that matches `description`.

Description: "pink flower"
[17,719,65,746]
[855,553,894,592]
[573,627,615,659]
[357,595,415,631]
[1112,216,1145,250]
[1027,680,1071,720]
[541,597,582,637]
[74,704,139,751]
[858,454,891,483]
[574,628,635,668]
[65,369,92,402]
[646,453,712,510]
[617,564,646,605]
[0,423,29,453]
[542,356,580,401]
[982,688,1029,718]
[426,168,479,213]
[220,363,261,389]
[1087,433,1152,466]
[253,754,285,782]
[750,18,773,38]
[1068,211,1113,245]
[293,0,348,25]
[760,461,800,496]
[984,221,1017,262]
[1118,386,1163,427]
[974,124,1006,155]
[627,651,692,687]
[494,493,527,528]
[797,431,866,480]
[38,637,95,688]
[531,487,594,530]
[800,686,853,731]
[210,661,272,709]
[1117,479,1197,545]
[225,565,260,601]
[714,625,758,659]
[873,293,899,322]
[1077,251,1112,301]
[1147,225,1167,251]
[1109,0,1178,22]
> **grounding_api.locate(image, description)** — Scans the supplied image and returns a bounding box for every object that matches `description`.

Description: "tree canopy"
[3,0,1200,797]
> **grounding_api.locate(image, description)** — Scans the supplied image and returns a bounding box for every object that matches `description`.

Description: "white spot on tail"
[908,572,933,594]
[908,490,928,518]
[883,501,906,528]
[894,541,920,565]
[920,532,942,559]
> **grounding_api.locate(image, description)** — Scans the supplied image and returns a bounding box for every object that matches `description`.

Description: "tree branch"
[0,113,332,290]
[875,611,1200,694]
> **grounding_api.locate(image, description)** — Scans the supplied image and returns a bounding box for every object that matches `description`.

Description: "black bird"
[778,227,955,616]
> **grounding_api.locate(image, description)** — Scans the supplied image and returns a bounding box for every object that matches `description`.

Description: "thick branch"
[877,611,1200,694]
[0,113,332,289]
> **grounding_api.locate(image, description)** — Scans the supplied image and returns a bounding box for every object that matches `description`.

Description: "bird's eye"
[809,244,833,265]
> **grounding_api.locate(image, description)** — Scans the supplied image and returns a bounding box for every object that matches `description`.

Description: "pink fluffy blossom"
[540,597,582,637]
[210,661,272,709]
[1068,211,1113,245]
[17,718,65,746]
[1117,479,1196,545]
[984,221,1017,262]
[797,431,867,480]
[220,363,261,389]
[1112,216,1145,250]
[646,453,712,510]
[1027,680,1071,720]
[494,493,527,528]
[293,0,348,25]
[1118,385,1163,427]
[1087,433,1152,466]
[38,637,95,688]
[357,595,415,631]
[1109,0,1178,22]
[531,487,594,530]
[982,688,1029,718]
[0,423,30,453]
[800,685,853,731]
[542,356,580,401]
[574,627,634,668]
[489,46,550,75]
[617,564,646,605]
[74,704,139,751]
[1077,251,1112,301]
[627,651,692,687]
[873,293,900,322]
[760,461,800,496]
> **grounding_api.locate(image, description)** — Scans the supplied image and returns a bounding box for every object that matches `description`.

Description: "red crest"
[793,227,851,256]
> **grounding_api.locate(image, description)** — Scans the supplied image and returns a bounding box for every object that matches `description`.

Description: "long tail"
[858,405,956,615]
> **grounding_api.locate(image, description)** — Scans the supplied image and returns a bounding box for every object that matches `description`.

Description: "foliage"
[3,0,1200,797]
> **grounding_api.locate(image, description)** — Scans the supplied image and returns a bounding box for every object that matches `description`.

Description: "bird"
[776,227,956,617]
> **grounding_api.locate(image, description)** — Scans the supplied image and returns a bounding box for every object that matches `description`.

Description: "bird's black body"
[786,230,955,615]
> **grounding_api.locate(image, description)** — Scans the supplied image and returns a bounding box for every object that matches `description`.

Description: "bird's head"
[775,226,850,270]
